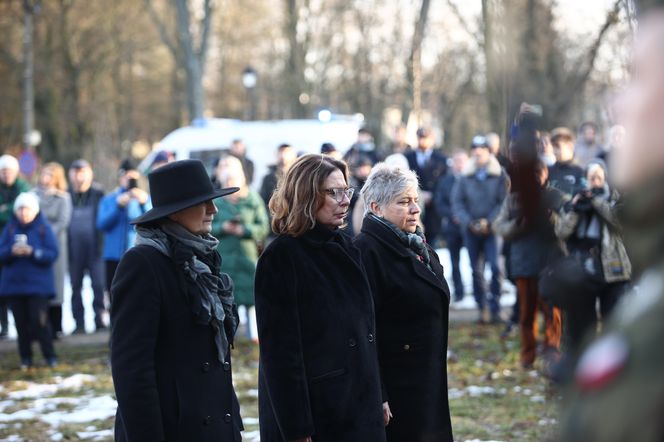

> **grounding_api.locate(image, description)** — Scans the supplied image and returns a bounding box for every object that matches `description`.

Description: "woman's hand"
[222,220,244,236]
[11,244,32,257]
[383,401,393,426]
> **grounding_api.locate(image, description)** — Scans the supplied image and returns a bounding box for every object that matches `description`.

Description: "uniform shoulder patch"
[575,333,630,392]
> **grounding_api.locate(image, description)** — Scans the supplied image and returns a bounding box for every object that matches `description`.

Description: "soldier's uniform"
[561,178,664,441]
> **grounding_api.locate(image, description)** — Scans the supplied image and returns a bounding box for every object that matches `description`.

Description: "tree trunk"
[284,0,307,118]
[482,0,506,136]
[175,0,203,121]
[402,0,431,125]
[146,0,213,122]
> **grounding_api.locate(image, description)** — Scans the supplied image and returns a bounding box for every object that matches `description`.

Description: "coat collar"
[463,155,502,177]
[300,222,344,247]
[360,215,449,296]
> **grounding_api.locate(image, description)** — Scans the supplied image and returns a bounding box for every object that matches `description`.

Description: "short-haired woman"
[353,163,454,442]
[255,154,386,442]
[111,160,243,441]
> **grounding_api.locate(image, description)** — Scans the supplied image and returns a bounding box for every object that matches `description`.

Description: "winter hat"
[14,192,40,214]
[131,159,239,225]
[0,155,19,171]
[119,158,137,175]
[471,135,490,149]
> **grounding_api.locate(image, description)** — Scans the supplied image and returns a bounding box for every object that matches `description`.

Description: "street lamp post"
[242,66,257,120]
[23,0,41,151]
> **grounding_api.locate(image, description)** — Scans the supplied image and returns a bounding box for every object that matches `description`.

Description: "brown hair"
[269,154,349,236]
[41,162,68,192]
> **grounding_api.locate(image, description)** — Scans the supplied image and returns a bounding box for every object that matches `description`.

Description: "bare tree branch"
[572,0,622,92]
[445,0,483,48]
[403,0,431,124]
[143,0,178,59]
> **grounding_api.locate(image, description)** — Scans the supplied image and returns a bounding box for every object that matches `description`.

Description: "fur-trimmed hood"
[463,155,503,177]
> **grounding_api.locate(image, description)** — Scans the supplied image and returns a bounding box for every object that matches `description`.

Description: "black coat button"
[368,333,375,343]
[224,413,232,423]
[203,415,212,425]
[202,362,210,372]
[348,338,357,347]
[403,344,411,351]
[223,361,230,372]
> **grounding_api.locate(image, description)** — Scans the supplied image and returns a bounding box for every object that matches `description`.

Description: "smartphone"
[13,234,27,246]
[127,178,138,190]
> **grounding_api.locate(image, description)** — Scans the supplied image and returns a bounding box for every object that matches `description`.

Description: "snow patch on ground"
[7,374,97,399]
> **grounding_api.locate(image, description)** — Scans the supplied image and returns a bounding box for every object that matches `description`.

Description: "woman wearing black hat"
[110,159,243,442]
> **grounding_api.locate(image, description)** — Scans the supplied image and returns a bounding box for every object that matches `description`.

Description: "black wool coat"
[111,245,242,442]
[254,223,386,442]
[354,215,454,442]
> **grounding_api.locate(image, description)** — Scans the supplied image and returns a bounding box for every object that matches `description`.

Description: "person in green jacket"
[212,154,269,341]
[0,154,30,339]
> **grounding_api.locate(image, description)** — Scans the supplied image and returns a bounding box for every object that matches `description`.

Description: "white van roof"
[142,117,363,190]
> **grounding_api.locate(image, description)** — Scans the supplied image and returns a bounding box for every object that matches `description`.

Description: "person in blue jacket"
[0,192,59,369]
[96,159,149,299]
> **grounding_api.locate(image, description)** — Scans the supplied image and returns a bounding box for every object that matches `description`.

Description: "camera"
[573,191,594,212]
[127,178,138,190]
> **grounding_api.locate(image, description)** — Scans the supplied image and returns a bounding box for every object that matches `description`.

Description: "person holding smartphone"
[0,192,59,369]
[96,159,150,315]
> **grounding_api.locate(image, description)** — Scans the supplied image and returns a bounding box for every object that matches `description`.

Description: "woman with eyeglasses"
[353,163,454,442]
[255,154,386,442]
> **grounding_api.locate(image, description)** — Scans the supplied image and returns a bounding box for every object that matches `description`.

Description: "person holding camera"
[97,159,150,313]
[555,160,631,367]
[0,192,59,369]
[452,135,509,323]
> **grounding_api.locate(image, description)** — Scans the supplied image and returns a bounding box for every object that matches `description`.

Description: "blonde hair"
[269,154,348,236]
[41,162,68,192]
[217,154,247,189]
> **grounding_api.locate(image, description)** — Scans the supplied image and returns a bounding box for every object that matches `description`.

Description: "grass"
[0,322,560,441]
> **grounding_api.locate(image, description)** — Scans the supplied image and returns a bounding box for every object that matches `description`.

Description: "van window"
[190,149,226,173]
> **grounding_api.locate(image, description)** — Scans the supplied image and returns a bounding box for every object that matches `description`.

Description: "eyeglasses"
[324,187,354,203]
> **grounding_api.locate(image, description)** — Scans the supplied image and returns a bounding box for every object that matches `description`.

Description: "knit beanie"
[13,192,40,214]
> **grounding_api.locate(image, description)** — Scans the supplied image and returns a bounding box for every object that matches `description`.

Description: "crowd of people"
[0,115,634,435]
[4,11,664,439]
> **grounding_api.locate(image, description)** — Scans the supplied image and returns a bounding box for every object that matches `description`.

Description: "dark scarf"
[369,213,432,272]
[135,221,238,363]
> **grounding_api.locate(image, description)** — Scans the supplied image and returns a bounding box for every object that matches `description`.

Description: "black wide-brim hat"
[131,159,239,225]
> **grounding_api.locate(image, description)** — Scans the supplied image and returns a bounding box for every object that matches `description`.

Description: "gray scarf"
[136,220,237,363]
[369,213,432,272]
